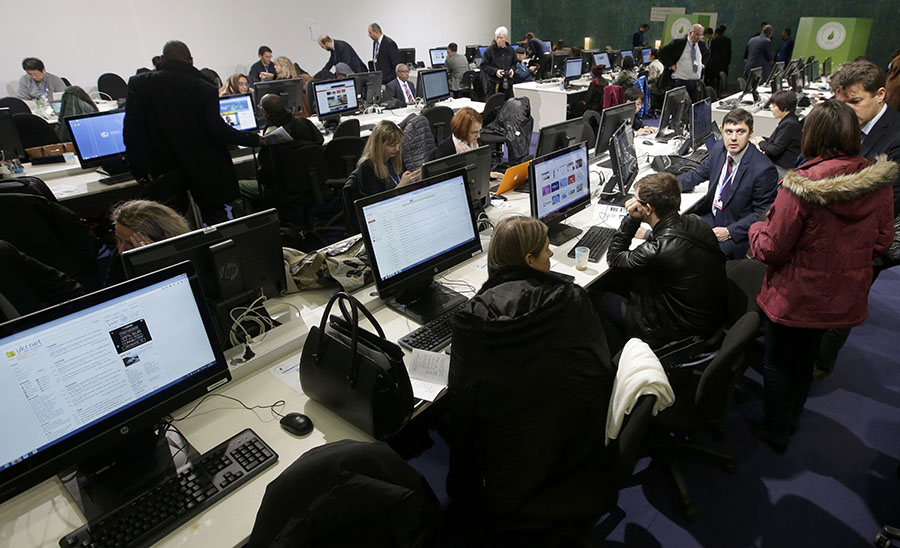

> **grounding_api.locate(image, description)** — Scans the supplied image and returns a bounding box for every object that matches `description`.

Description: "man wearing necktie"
[657,23,709,102]
[385,64,419,105]
[676,108,779,258]
[369,23,402,85]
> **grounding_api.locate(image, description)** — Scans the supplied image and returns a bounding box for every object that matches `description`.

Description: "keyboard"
[567,225,617,263]
[98,172,134,185]
[60,428,277,548]
[685,149,708,163]
[399,301,468,352]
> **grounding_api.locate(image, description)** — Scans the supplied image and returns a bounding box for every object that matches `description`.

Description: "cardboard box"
[25,142,74,158]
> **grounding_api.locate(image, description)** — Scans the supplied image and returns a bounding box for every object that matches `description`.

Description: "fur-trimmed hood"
[781,155,898,221]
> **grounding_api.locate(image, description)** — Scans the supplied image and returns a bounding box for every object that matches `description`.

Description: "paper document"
[269,358,303,396]
[264,126,293,144]
[407,349,450,402]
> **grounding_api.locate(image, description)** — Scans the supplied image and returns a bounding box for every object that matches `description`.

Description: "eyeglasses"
[636,198,649,206]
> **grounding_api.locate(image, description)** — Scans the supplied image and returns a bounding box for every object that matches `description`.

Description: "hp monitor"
[312,77,359,130]
[564,57,583,81]
[581,50,599,72]
[399,48,416,65]
[65,110,129,175]
[823,57,833,78]
[421,145,491,211]
[594,102,635,160]
[735,66,763,105]
[642,48,652,64]
[691,99,712,150]
[535,118,587,158]
[657,86,692,136]
[603,122,638,205]
[350,71,383,106]
[122,209,284,350]
[550,52,569,77]
[764,62,785,88]
[608,50,622,69]
[429,48,449,67]
[218,93,258,132]
[253,78,303,112]
[465,45,479,63]
[0,261,228,521]
[529,142,591,246]
[0,107,24,161]
[592,52,611,69]
[355,168,482,324]
[419,68,451,105]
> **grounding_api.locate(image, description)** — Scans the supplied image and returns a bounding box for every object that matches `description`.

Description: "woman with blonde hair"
[111,200,191,254]
[219,73,250,96]
[273,56,298,79]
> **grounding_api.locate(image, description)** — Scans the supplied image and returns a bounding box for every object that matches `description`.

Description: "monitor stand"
[598,175,628,206]
[547,222,583,246]
[320,113,341,132]
[384,281,468,324]
[96,157,130,177]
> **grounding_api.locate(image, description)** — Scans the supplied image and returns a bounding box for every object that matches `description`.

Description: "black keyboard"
[60,429,277,548]
[399,301,468,352]
[98,172,134,185]
[567,225,617,262]
[685,149,708,163]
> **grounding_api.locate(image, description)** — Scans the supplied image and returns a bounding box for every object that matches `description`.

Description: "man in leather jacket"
[606,172,727,350]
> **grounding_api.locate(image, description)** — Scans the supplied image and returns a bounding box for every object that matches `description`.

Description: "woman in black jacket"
[751,90,802,177]
[481,26,517,98]
[447,215,615,532]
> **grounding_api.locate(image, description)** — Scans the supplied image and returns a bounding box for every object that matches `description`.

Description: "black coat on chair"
[13,114,60,148]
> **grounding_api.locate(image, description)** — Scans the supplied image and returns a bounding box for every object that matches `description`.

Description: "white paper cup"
[574,246,589,270]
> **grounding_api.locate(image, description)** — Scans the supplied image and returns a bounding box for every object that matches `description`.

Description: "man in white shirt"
[657,23,709,101]
[385,64,418,105]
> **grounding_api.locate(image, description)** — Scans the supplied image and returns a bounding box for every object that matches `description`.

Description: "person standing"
[657,23,708,101]
[481,26,517,99]
[747,100,895,453]
[369,23,402,85]
[248,46,276,85]
[707,25,733,89]
[633,24,650,48]
[17,57,66,100]
[124,41,264,225]
[775,29,794,63]
[744,25,775,80]
[317,35,366,74]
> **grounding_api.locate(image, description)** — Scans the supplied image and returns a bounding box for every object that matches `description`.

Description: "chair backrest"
[719,71,728,93]
[481,92,506,126]
[704,85,718,102]
[200,68,221,87]
[603,85,624,109]
[0,176,56,202]
[333,118,361,139]
[460,70,476,90]
[724,258,766,324]
[305,79,320,115]
[61,77,72,87]
[737,77,747,93]
[422,105,454,144]
[608,394,657,490]
[582,109,602,141]
[12,113,60,148]
[263,142,328,206]
[324,137,365,180]
[581,120,595,150]
[97,73,128,100]
[695,311,761,418]
[0,97,31,116]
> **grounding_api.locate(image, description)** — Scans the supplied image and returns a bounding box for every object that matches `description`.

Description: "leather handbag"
[299,292,414,440]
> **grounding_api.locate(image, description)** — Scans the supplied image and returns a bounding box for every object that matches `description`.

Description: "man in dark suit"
[369,23,402,85]
[706,25,732,89]
[677,108,779,259]
[657,23,709,101]
[385,64,418,105]
[744,25,775,80]
[248,45,276,85]
[318,35,366,74]
[124,40,263,224]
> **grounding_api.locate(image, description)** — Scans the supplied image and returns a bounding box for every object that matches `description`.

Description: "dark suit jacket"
[657,38,709,89]
[124,59,261,210]
[385,78,418,104]
[744,35,774,79]
[708,36,732,74]
[323,40,367,74]
[248,60,276,84]
[758,112,802,170]
[374,35,402,84]
[861,104,900,215]
[677,142,778,258]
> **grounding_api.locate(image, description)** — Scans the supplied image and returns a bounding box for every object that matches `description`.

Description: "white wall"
[2,0,511,96]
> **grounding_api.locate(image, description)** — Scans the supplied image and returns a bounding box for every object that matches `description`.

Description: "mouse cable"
[165,393,287,424]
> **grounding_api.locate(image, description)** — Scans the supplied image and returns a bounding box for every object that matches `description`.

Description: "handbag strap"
[315,292,386,385]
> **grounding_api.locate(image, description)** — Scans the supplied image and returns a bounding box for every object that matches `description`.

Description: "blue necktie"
[691,44,698,74]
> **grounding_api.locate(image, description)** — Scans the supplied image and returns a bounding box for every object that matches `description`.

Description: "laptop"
[494,160,531,194]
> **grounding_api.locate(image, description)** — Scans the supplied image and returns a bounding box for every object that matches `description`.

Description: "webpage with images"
[69,112,126,160]
[315,79,358,116]
[0,273,217,471]
[535,146,590,220]
[362,175,476,281]
[219,95,257,131]
[430,48,448,66]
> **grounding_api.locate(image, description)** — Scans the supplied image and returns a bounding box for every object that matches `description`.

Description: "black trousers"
[670,78,702,102]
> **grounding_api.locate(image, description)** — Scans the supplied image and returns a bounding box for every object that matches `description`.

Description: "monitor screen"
[609,122,638,196]
[593,52,610,69]
[594,102,634,157]
[535,118,586,158]
[658,85,691,135]
[65,110,126,168]
[429,48,449,67]
[218,93,258,132]
[691,99,712,149]
[642,48,652,64]
[478,46,489,58]
[0,108,24,161]
[564,57,583,79]
[530,142,591,225]
[621,50,634,62]
[313,78,359,118]
[542,40,553,53]
[0,262,227,505]
[421,145,491,210]
[421,69,451,103]
[253,78,304,111]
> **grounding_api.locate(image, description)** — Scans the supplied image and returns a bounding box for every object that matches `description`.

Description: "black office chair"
[0,97,31,116]
[0,176,57,202]
[457,70,476,98]
[305,79,321,115]
[481,92,506,126]
[333,118,361,139]
[724,258,766,324]
[324,137,365,180]
[704,86,718,102]
[719,71,728,94]
[200,68,221,87]
[422,105,454,144]
[737,77,747,94]
[97,73,128,100]
[583,110,602,146]
[581,120,595,152]
[61,77,72,87]
[12,113,60,148]
[648,311,761,520]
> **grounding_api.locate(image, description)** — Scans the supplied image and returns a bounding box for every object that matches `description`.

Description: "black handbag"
[299,292,414,440]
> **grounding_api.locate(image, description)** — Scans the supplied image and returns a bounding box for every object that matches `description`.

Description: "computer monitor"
[580,50,598,72]
[621,50,634,65]
[592,51,611,70]
[399,48,416,65]
[419,68,451,105]
[594,102,635,159]
[809,59,820,81]
[642,48,652,64]
[312,77,359,130]
[691,99,712,151]
[529,141,591,246]
[764,61,784,88]
[429,48,449,68]
[823,57,833,78]
[535,118,587,158]
[218,93,258,132]
[350,71,383,106]
[564,57,583,81]
[550,52,570,77]
[464,45,479,64]
[122,209,284,350]
[0,261,228,520]
[355,168,481,324]
[608,50,622,68]
[478,46,489,58]
[735,66,762,105]
[657,85,692,136]
[0,107,24,161]
[421,145,491,211]
[65,109,129,175]
[541,40,553,53]
[604,122,639,205]
[253,78,303,112]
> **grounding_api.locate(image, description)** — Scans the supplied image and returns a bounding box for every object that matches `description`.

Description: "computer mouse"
[643,140,654,146]
[280,412,314,436]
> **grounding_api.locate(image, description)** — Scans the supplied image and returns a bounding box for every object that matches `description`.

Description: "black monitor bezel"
[594,102,635,157]
[564,57,583,81]
[253,78,304,112]
[529,141,592,227]
[420,145,491,210]
[218,92,259,132]
[592,51,611,70]
[0,107,24,161]
[429,47,449,68]
[312,77,360,118]
[658,85,691,135]
[535,118,587,158]
[691,98,712,149]
[0,261,229,505]
[419,68,451,103]
[349,71,383,105]
[609,121,639,196]
[64,109,127,169]
[399,48,416,65]
[764,62,785,88]
[642,48,652,64]
[354,168,482,301]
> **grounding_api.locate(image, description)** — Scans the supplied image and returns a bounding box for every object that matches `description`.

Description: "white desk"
[27,99,120,125]
[310,96,484,133]
[513,78,590,130]
[712,82,830,138]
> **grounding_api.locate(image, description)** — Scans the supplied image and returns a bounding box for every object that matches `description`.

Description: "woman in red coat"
[748,100,896,453]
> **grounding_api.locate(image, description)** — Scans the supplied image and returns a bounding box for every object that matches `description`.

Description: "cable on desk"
[167,393,287,423]
[438,276,477,295]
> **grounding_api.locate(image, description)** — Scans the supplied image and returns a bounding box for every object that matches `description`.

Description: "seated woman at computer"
[623,87,656,136]
[482,26,517,98]
[613,55,638,88]
[428,107,506,179]
[446,215,614,530]
[105,200,191,285]
[749,90,802,178]
[572,64,607,118]
[219,73,250,96]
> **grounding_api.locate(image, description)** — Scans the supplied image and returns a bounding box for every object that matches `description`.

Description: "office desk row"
[712,81,832,137]
[0,134,706,548]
